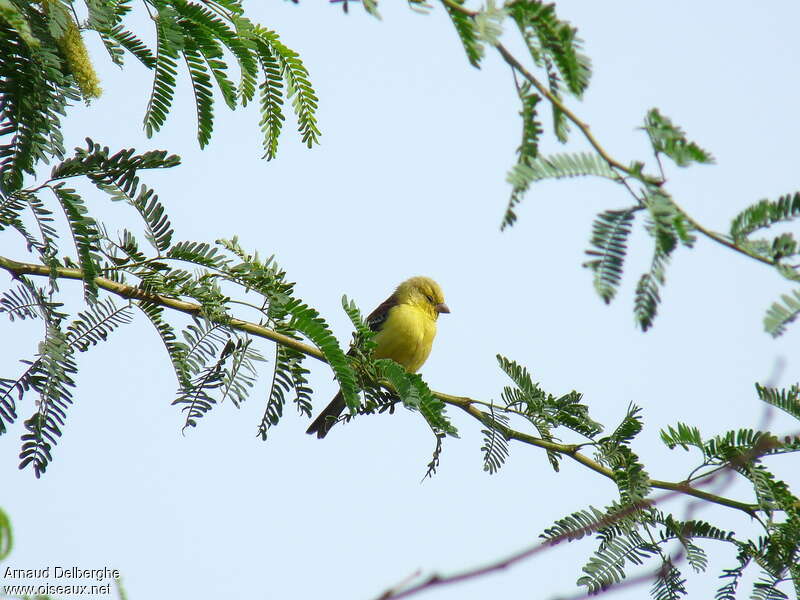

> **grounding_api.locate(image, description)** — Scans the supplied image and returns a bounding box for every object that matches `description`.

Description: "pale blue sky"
[2,2,800,599]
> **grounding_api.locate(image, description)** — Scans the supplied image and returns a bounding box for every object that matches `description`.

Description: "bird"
[306,276,450,438]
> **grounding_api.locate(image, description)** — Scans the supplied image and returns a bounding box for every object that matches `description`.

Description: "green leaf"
[0,16,74,193]
[376,359,457,437]
[65,297,132,352]
[172,0,239,109]
[650,559,687,600]
[605,403,644,447]
[251,27,320,153]
[507,151,617,192]
[480,406,510,474]
[541,506,607,543]
[501,82,542,229]
[643,108,715,167]
[634,189,691,331]
[341,295,378,356]
[167,240,229,270]
[497,354,600,470]
[182,42,216,148]
[578,527,657,593]
[285,298,359,411]
[584,208,637,303]
[764,289,800,337]
[0,0,38,47]
[100,24,155,68]
[755,383,800,422]
[19,324,77,477]
[254,43,284,160]
[730,192,800,243]
[52,184,101,302]
[137,301,190,390]
[144,4,182,138]
[131,185,174,252]
[660,422,704,452]
[612,445,651,505]
[509,0,592,98]
[0,283,47,322]
[258,327,311,440]
[474,1,506,46]
[442,0,483,68]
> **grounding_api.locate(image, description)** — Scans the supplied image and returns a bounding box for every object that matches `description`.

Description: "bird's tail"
[305,391,346,439]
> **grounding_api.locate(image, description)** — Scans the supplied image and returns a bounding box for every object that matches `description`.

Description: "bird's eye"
[425,294,434,304]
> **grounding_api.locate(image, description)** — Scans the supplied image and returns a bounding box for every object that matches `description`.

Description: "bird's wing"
[366,293,399,332]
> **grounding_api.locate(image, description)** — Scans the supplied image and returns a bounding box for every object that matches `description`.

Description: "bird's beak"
[436,302,450,314]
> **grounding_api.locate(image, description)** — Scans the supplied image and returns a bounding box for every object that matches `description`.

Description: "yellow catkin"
[42,0,102,101]
[59,19,102,100]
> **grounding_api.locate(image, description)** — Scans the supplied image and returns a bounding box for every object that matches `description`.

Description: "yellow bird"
[306,276,450,438]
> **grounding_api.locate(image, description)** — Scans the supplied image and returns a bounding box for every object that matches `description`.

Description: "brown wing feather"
[366,293,399,332]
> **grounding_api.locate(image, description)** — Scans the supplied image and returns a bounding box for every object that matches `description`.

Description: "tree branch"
[0,255,325,363]
[0,254,761,517]
[490,41,779,271]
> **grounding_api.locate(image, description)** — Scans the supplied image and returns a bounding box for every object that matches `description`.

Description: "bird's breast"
[372,304,437,373]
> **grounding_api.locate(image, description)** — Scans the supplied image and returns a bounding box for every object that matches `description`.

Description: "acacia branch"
[490,43,777,270]
[0,254,761,516]
[372,485,721,600]
[0,255,325,362]
[372,427,788,600]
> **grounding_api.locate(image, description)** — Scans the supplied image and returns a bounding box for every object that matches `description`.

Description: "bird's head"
[396,276,450,319]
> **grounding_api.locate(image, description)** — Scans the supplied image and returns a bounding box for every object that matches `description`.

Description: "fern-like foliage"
[510,0,591,94]
[502,81,542,229]
[541,506,608,544]
[285,297,359,411]
[219,337,264,407]
[52,184,102,302]
[634,189,694,331]
[643,109,714,167]
[541,387,798,598]
[341,295,378,358]
[716,551,751,600]
[137,300,191,390]
[755,383,800,421]
[481,406,510,474]
[17,298,134,476]
[51,138,181,182]
[0,2,78,194]
[595,404,651,504]
[173,319,229,429]
[496,354,601,470]
[498,354,601,437]
[0,0,318,160]
[143,4,181,138]
[659,422,704,453]
[578,526,658,593]
[376,358,457,437]
[730,192,800,243]
[764,289,800,337]
[505,151,619,229]
[584,207,638,303]
[257,333,311,440]
[650,559,687,600]
[250,25,320,157]
[65,297,133,352]
[0,190,59,260]
[508,151,618,189]
[0,282,49,322]
[442,0,483,67]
